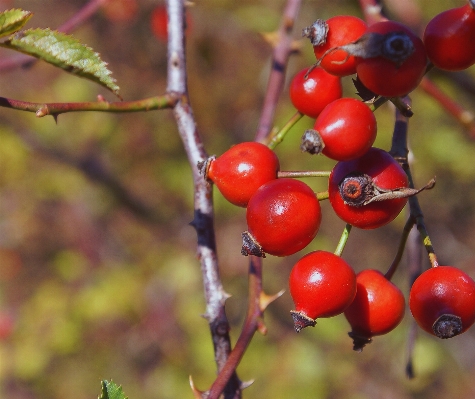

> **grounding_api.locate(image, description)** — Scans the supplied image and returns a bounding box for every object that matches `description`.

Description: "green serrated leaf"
[3,28,120,97]
[0,9,32,39]
[99,380,128,399]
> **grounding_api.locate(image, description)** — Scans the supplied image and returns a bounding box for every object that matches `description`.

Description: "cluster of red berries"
[299,1,475,101]
[199,1,475,351]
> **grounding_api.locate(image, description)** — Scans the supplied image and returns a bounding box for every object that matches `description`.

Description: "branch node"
[257,318,268,335]
[36,105,49,117]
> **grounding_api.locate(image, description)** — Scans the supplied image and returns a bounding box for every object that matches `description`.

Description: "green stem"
[368,96,413,117]
[265,111,303,149]
[384,217,416,280]
[389,97,413,118]
[368,96,388,113]
[0,93,179,117]
[316,190,329,201]
[278,170,331,178]
[334,224,352,256]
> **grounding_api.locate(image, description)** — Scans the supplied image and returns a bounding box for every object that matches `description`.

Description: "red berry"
[289,67,342,118]
[151,5,168,42]
[423,3,475,71]
[151,5,192,42]
[344,269,405,351]
[328,148,409,229]
[242,179,321,257]
[205,142,280,207]
[355,21,427,97]
[311,98,377,161]
[304,16,368,76]
[289,250,356,332]
[409,266,475,339]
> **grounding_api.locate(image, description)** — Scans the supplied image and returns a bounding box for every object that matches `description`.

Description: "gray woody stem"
[166,0,241,396]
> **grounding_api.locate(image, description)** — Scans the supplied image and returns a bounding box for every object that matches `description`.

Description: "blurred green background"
[0,0,474,398]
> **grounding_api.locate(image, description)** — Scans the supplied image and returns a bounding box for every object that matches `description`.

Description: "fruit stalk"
[389,101,439,268]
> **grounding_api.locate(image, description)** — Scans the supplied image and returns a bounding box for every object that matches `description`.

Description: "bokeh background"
[0,0,474,398]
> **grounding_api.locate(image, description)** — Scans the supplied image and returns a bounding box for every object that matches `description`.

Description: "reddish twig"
[207,256,264,399]
[0,0,108,73]
[207,2,302,397]
[255,0,302,142]
[0,95,178,116]
[166,0,240,397]
[57,0,109,33]
[419,76,475,138]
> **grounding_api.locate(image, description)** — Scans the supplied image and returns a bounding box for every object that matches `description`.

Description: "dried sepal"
[300,129,324,155]
[339,172,435,207]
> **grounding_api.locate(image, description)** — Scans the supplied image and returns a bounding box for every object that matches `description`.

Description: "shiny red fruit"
[355,21,427,97]
[344,269,405,351]
[206,142,279,207]
[310,15,368,76]
[289,250,356,331]
[313,98,377,161]
[244,179,321,257]
[289,67,342,118]
[410,266,475,339]
[329,147,409,229]
[423,3,475,71]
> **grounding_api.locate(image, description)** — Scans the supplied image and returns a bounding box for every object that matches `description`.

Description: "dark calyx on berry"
[381,32,415,65]
[348,331,373,352]
[241,231,266,258]
[290,310,317,332]
[339,172,374,206]
[339,172,436,207]
[302,19,328,46]
[338,31,415,66]
[197,156,214,180]
[432,314,463,339]
[300,129,324,155]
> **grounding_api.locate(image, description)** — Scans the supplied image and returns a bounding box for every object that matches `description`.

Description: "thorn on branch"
[189,376,207,399]
[240,380,255,390]
[259,290,285,312]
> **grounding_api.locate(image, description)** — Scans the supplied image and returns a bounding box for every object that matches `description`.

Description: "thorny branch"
[0,95,178,116]
[165,0,241,398]
[207,1,302,398]
[255,0,302,142]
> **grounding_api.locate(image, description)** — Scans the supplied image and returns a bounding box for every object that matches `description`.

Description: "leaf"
[3,28,120,97]
[0,9,32,39]
[98,380,128,399]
